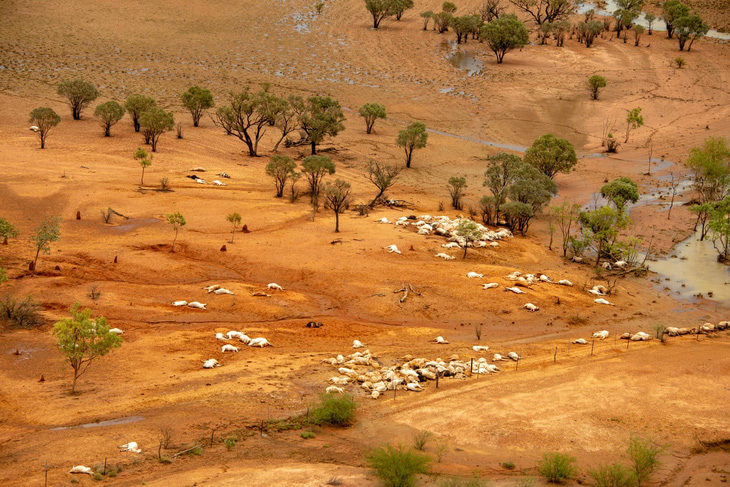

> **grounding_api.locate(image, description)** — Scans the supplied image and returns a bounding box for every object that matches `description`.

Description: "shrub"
[301,431,316,439]
[653,323,667,342]
[159,456,172,464]
[588,75,607,100]
[224,437,237,450]
[538,452,578,483]
[502,460,516,470]
[160,177,170,190]
[412,430,434,451]
[311,393,357,426]
[627,436,661,486]
[673,57,686,68]
[0,295,42,328]
[368,444,431,487]
[589,462,636,487]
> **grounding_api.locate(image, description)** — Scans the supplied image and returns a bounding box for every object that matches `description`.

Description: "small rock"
[220,245,227,252]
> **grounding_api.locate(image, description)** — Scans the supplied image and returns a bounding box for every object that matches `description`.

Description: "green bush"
[627,436,661,486]
[502,460,516,470]
[311,393,357,426]
[412,430,434,451]
[301,431,316,439]
[538,452,578,483]
[224,437,237,450]
[589,462,636,487]
[368,444,431,487]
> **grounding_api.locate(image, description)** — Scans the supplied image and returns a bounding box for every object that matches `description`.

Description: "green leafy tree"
[57,79,99,120]
[505,161,558,233]
[358,103,387,134]
[166,212,186,252]
[501,201,534,235]
[273,95,301,151]
[53,304,122,394]
[366,159,402,206]
[645,13,656,34]
[302,155,336,203]
[94,101,125,137]
[613,8,638,39]
[456,219,483,258]
[396,122,428,168]
[124,94,156,132]
[551,199,581,257]
[708,196,730,262]
[579,19,604,47]
[368,444,431,487]
[442,2,457,13]
[433,11,454,33]
[0,217,19,245]
[675,14,709,51]
[31,216,61,271]
[28,107,60,149]
[140,107,175,152]
[134,147,153,185]
[601,177,639,211]
[296,95,346,155]
[452,15,479,43]
[687,137,730,239]
[662,0,690,38]
[507,0,574,25]
[447,176,467,209]
[481,15,530,64]
[627,436,662,486]
[524,134,578,179]
[624,107,643,143]
[181,86,215,127]
[266,155,297,197]
[588,75,607,100]
[580,206,629,267]
[392,0,414,20]
[226,211,242,243]
[216,85,284,157]
[324,179,352,232]
[553,20,571,46]
[483,152,521,225]
[365,0,394,28]
[420,11,434,29]
[633,24,645,46]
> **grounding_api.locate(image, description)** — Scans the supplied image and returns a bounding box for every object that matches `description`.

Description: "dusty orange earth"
[0,0,729,486]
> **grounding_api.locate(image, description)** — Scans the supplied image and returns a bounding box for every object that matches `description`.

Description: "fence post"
[553,346,557,363]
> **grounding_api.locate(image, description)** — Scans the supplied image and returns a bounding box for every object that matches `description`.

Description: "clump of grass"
[673,57,686,68]
[187,445,203,456]
[368,444,431,487]
[301,431,316,439]
[502,460,516,470]
[628,436,662,486]
[412,430,434,451]
[159,456,172,464]
[0,295,42,328]
[311,393,357,426]
[589,462,635,487]
[438,474,487,487]
[160,177,171,191]
[653,323,666,342]
[224,437,238,450]
[538,452,578,483]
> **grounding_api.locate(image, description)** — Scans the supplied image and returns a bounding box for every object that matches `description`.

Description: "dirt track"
[1,0,729,485]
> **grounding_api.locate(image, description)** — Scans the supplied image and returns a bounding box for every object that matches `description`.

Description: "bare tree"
[508,0,575,25]
[365,160,402,207]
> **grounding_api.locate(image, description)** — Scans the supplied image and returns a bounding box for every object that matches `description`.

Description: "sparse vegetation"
[412,430,434,451]
[0,295,42,328]
[589,462,635,487]
[368,444,431,487]
[447,176,467,210]
[673,56,686,68]
[226,212,242,243]
[53,303,123,393]
[301,431,316,439]
[366,159,402,206]
[538,452,578,483]
[624,107,643,143]
[324,179,351,233]
[438,475,488,487]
